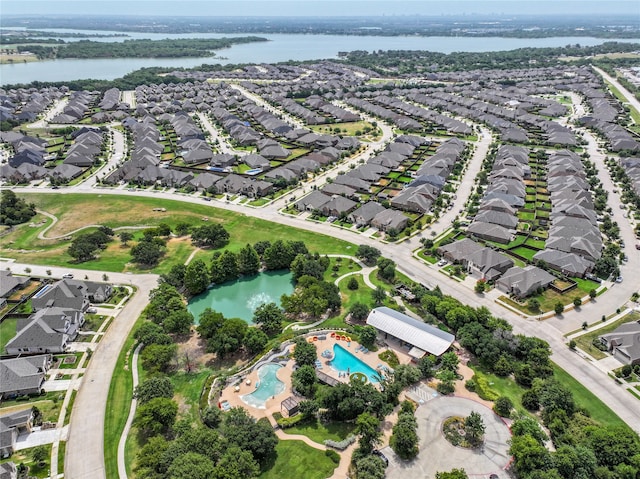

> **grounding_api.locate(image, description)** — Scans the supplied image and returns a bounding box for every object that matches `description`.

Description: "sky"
[1,0,639,17]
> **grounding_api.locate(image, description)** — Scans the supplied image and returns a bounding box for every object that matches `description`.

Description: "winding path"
[35,209,150,240]
[117,343,143,479]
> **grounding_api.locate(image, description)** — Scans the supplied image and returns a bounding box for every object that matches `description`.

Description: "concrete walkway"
[117,343,143,479]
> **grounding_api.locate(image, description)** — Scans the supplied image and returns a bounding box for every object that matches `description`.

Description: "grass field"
[0,392,64,423]
[103,316,143,479]
[280,418,356,443]
[1,193,356,273]
[259,440,338,479]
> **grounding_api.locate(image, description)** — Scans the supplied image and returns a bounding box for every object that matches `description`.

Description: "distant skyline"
[2,1,639,17]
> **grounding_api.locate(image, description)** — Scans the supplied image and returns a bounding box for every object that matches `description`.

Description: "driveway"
[384,396,511,479]
[15,426,69,451]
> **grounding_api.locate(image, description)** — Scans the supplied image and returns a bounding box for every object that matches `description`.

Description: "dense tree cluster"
[390,401,419,459]
[0,190,36,226]
[66,227,113,262]
[280,275,341,319]
[197,308,267,359]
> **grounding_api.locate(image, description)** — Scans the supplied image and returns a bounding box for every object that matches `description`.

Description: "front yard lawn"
[280,418,356,443]
[572,312,640,360]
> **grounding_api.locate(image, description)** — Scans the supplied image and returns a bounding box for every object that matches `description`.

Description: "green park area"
[0,193,355,274]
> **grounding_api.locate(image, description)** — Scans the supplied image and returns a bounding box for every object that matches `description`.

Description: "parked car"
[62,273,74,279]
[372,449,389,467]
[86,307,98,314]
[615,276,623,283]
[437,259,448,267]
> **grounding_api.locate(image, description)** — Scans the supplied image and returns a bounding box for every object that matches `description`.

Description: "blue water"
[241,363,285,409]
[188,270,294,324]
[330,343,380,383]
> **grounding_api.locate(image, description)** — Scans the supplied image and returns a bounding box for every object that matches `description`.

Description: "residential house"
[295,191,332,212]
[467,222,514,244]
[5,307,85,355]
[0,409,33,458]
[348,202,386,227]
[532,249,594,277]
[466,248,514,281]
[0,355,51,399]
[436,238,485,264]
[599,322,640,366]
[0,271,29,303]
[496,266,556,299]
[371,209,409,232]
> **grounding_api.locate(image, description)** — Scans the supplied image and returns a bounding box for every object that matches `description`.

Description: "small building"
[599,321,640,366]
[280,396,300,418]
[0,355,51,399]
[366,307,454,358]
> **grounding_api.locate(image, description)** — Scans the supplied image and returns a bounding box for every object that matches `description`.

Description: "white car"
[62,273,74,279]
[437,259,448,267]
[86,307,98,314]
[615,276,623,283]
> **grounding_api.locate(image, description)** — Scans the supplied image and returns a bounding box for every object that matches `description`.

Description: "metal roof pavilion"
[366,307,455,356]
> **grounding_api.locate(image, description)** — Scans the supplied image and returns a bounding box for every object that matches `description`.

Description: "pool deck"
[218,334,415,420]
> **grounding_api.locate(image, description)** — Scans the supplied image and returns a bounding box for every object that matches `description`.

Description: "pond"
[187,270,294,324]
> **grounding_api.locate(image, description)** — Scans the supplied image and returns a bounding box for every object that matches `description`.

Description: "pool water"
[241,363,286,409]
[330,344,380,383]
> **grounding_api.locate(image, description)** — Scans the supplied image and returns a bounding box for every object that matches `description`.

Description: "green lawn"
[469,365,530,415]
[259,440,338,479]
[0,317,19,353]
[280,418,356,443]
[104,316,143,479]
[1,193,356,273]
[0,392,63,423]
[169,369,212,423]
[0,444,52,478]
[552,364,629,430]
[511,246,537,261]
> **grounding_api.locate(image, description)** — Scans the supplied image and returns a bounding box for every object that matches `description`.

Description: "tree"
[528,297,541,311]
[355,244,381,266]
[184,259,210,295]
[573,298,582,308]
[222,407,277,465]
[293,338,317,367]
[355,412,382,453]
[390,411,419,459]
[208,318,248,358]
[359,325,377,348]
[299,400,319,419]
[134,397,178,436]
[190,223,229,248]
[134,376,174,404]
[243,327,268,355]
[252,302,284,337]
[119,231,134,246]
[131,240,164,266]
[376,257,396,282]
[554,302,564,315]
[464,411,485,446]
[134,435,169,479]
[214,446,260,479]
[175,222,192,236]
[237,243,260,276]
[140,343,177,373]
[197,309,225,340]
[475,280,486,293]
[263,240,296,270]
[160,264,187,289]
[372,286,386,305]
[509,434,552,478]
[493,396,513,418]
[32,445,48,466]
[436,469,469,479]
[510,416,548,444]
[440,351,459,372]
[135,321,172,346]
[202,406,222,429]
[349,302,370,322]
[418,355,436,379]
[393,364,421,388]
[292,364,318,397]
[163,308,194,335]
[347,276,359,290]
[0,190,36,226]
[354,455,386,479]
[167,452,216,479]
[589,289,597,299]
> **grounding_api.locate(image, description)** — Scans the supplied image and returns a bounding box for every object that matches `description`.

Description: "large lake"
[1,29,637,85]
[187,270,294,324]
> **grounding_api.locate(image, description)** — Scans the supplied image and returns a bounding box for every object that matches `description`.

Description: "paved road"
[593,65,640,117]
[0,260,160,479]
[384,396,511,479]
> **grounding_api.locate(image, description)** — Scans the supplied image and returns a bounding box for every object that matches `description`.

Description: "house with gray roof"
[0,355,51,399]
[466,248,514,281]
[295,191,331,212]
[0,461,17,478]
[321,196,358,217]
[599,321,640,366]
[467,222,514,244]
[5,307,84,355]
[436,238,485,263]
[348,202,386,227]
[496,265,556,299]
[0,409,33,458]
[473,210,519,229]
[371,209,409,232]
[532,249,594,277]
[32,280,90,312]
[0,271,29,303]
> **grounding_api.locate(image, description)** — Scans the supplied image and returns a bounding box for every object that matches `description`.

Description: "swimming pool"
[241,363,285,409]
[330,344,380,383]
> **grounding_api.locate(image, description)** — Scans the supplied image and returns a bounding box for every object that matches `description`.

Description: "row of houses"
[532,150,602,277]
[467,144,528,244]
[50,90,99,124]
[438,238,555,298]
[619,157,640,198]
[0,86,63,124]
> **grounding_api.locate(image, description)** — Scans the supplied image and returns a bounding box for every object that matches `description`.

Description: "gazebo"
[281,396,300,417]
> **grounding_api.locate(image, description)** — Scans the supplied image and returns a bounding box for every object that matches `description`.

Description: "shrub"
[569,340,576,350]
[464,379,477,392]
[324,435,356,450]
[325,449,341,464]
[437,381,455,395]
[276,414,304,429]
[493,396,514,418]
[473,375,499,401]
